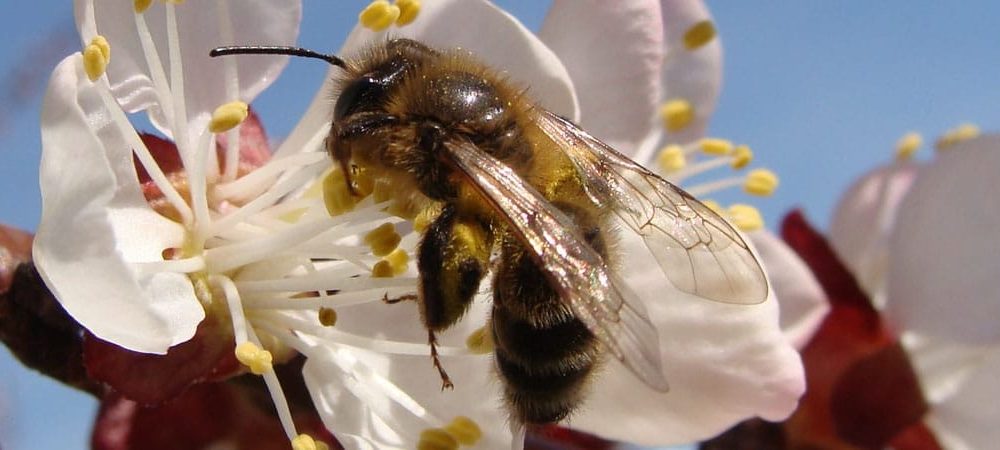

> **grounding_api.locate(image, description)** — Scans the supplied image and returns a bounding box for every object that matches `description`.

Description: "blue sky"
[0,1,997,449]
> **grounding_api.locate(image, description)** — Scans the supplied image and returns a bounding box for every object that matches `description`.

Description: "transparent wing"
[442,138,669,392]
[536,110,768,304]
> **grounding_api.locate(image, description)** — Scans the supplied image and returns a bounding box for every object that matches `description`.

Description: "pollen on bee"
[413,205,442,233]
[659,99,694,132]
[699,138,734,156]
[318,307,338,327]
[744,169,779,196]
[730,145,753,169]
[364,223,402,256]
[465,326,493,354]
[209,101,249,133]
[323,169,357,216]
[657,144,687,173]
[683,20,717,50]
[235,342,273,375]
[444,416,483,446]
[395,0,421,25]
[728,204,764,232]
[417,428,459,450]
[82,36,111,81]
[352,166,376,198]
[291,434,329,450]
[359,0,400,32]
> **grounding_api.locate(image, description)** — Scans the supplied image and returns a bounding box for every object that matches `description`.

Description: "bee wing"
[536,110,768,305]
[442,138,670,392]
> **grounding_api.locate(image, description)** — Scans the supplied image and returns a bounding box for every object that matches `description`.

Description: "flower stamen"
[209,101,249,133]
[659,99,694,132]
[465,326,493,354]
[82,36,111,81]
[359,0,401,32]
[895,132,923,161]
[291,434,329,450]
[683,20,717,50]
[444,416,483,446]
[396,0,421,26]
[419,428,459,450]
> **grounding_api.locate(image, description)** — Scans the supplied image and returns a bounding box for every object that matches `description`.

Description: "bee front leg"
[415,204,492,390]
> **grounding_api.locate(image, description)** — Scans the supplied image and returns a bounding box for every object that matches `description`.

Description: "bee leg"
[416,204,493,390]
[382,293,418,304]
[428,330,454,390]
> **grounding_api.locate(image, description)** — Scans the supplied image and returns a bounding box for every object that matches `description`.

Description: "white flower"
[35,0,809,448]
[829,130,999,450]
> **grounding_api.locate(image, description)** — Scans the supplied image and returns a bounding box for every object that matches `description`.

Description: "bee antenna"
[209,45,347,69]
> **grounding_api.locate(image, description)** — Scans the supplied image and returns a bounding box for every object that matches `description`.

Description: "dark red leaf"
[888,420,944,450]
[699,419,786,450]
[0,224,33,293]
[91,358,339,450]
[779,210,931,449]
[832,342,929,448]
[525,425,614,450]
[84,313,238,405]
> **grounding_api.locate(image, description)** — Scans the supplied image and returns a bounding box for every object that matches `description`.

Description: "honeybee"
[211,39,768,424]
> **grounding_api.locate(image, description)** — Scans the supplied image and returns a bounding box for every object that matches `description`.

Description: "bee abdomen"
[492,304,599,423]
[491,239,601,424]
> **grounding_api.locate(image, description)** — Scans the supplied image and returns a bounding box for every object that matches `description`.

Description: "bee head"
[332,38,437,121]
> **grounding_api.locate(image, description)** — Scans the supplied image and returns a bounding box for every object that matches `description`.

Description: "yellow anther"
[701,199,724,215]
[82,36,111,82]
[728,204,764,232]
[209,101,249,133]
[444,416,483,446]
[384,248,410,276]
[730,145,753,169]
[323,170,357,216]
[936,123,980,151]
[395,0,421,25]
[657,145,687,173]
[465,326,493,354]
[235,342,273,375]
[894,132,922,160]
[364,223,401,257]
[359,0,400,32]
[683,20,717,50]
[659,99,694,132]
[291,434,329,450]
[318,307,338,327]
[744,169,779,196]
[699,138,733,155]
[418,428,459,450]
[371,260,394,278]
[952,123,980,144]
[134,0,153,13]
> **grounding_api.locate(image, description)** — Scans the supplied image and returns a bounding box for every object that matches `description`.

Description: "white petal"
[886,135,1000,345]
[539,0,664,153]
[33,55,203,354]
[304,346,511,450]
[636,0,723,162]
[567,231,804,445]
[922,345,1000,450]
[829,161,919,306]
[750,230,828,349]
[73,0,301,137]
[338,0,579,121]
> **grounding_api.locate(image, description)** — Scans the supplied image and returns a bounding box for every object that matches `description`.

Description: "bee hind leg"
[428,329,454,390]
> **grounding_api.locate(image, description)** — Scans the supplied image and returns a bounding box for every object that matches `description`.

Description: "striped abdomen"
[490,203,607,424]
